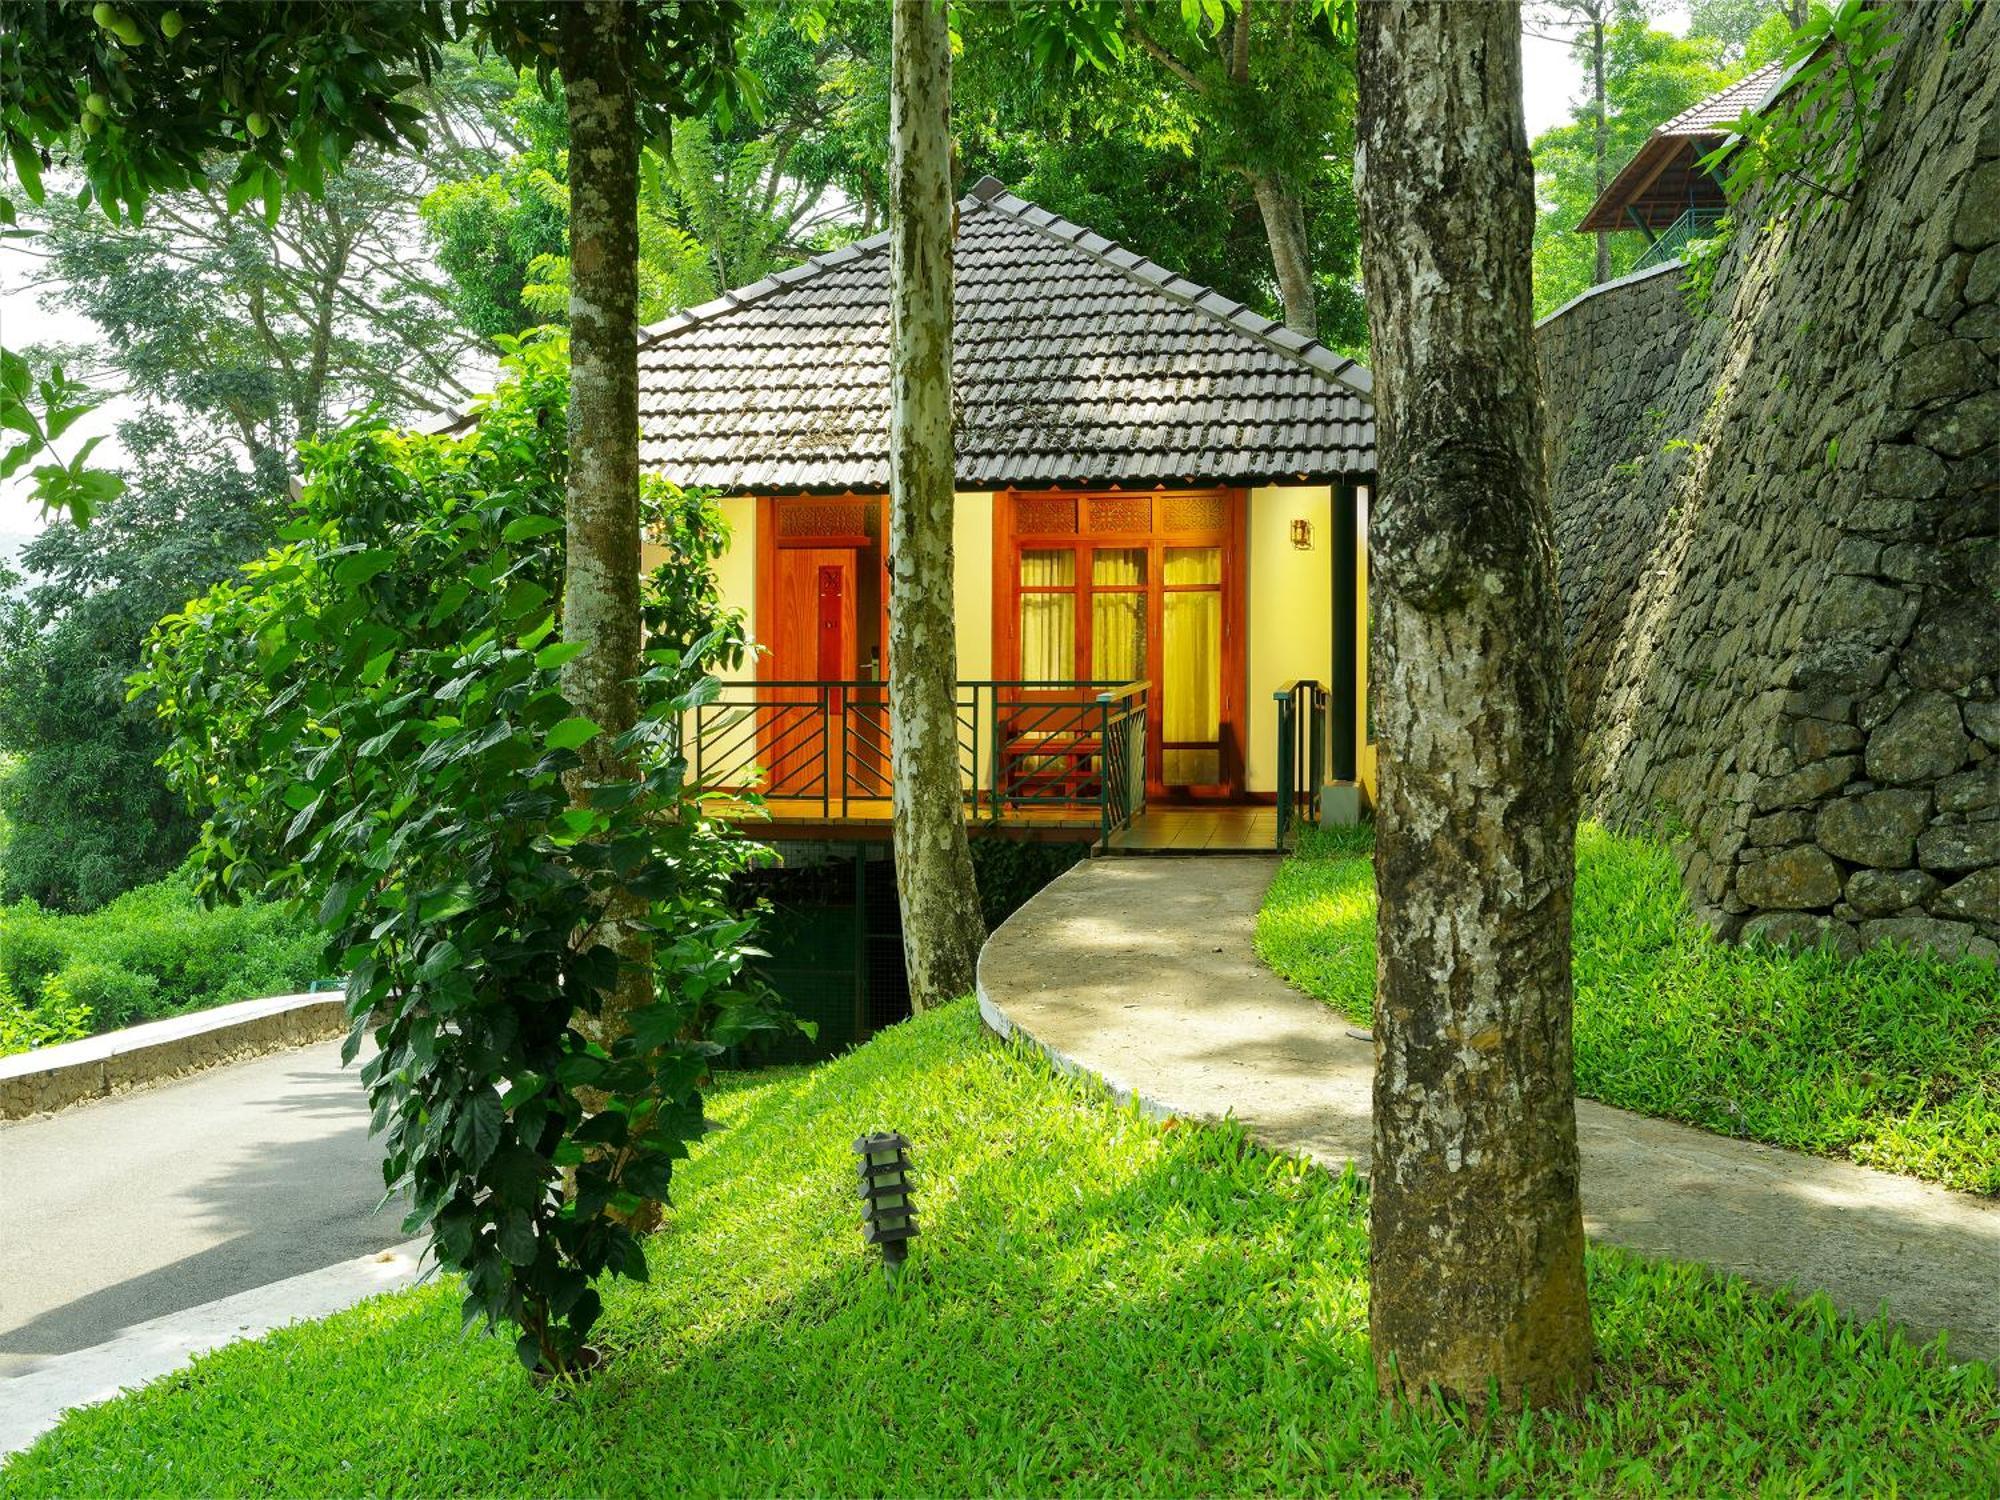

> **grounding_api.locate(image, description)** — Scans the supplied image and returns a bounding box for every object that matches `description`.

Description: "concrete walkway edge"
[0,1240,430,1461]
[0,992,346,1120]
[977,857,2000,1366]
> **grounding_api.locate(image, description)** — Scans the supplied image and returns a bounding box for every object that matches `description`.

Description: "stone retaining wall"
[1537,3,1999,961]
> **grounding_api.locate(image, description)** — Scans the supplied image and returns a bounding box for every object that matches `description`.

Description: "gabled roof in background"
[636,176,1375,494]
[1577,60,1787,234]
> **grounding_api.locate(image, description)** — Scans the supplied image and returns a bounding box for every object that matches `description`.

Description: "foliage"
[1702,0,1899,223]
[9,1000,1998,1495]
[0,964,93,1054]
[0,416,286,910]
[0,349,125,524]
[135,337,788,1376]
[966,834,1085,932]
[0,870,322,1054]
[965,0,1365,346]
[1529,17,1748,317]
[1258,822,2000,1194]
[420,12,865,342]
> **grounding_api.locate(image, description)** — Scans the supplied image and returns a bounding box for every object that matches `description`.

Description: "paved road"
[0,1040,402,1379]
[980,856,2000,1364]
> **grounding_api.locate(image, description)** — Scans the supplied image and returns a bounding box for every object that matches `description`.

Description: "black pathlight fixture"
[854,1131,918,1269]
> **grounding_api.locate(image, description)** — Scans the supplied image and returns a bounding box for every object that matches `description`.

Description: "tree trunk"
[887,0,985,1010]
[557,0,656,1220]
[1253,171,1319,339]
[1591,17,1610,284]
[1354,0,1594,1409]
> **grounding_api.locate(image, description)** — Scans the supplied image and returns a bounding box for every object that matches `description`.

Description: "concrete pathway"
[0,1038,403,1380]
[978,857,2000,1364]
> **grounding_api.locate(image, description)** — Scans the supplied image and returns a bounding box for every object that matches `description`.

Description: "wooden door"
[767,548,856,798]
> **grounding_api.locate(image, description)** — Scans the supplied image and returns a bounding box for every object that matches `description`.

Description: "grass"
[0,872,325,1056]
[7,1000,1995,1497]
[1257,824,2000,1195]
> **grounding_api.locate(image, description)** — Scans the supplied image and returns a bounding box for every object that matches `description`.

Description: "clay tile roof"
[1576,60,1790,235]
[636,176,1375,494]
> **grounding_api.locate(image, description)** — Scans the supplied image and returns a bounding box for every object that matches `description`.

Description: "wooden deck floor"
[1105,806,1277,853]
[717,796,1277,853]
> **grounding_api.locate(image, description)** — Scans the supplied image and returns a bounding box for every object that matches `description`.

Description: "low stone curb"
[0,992,346,1121]
[0,1239,429,1460]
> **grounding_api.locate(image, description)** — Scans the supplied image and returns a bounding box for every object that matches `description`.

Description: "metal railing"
[688,678,1150,840]
[1274,679,1328,848]
[1632,206,1727,273]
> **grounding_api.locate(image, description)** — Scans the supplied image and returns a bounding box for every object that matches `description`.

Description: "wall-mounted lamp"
[855,1131,918,1269]
[1290,518,1314,550]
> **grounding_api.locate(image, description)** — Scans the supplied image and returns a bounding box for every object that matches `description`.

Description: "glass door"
[1002,491,1239,799]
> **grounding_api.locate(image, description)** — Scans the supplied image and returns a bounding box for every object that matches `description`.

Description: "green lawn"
[1258,824,2000,1195]
[8,1001,1994,1497]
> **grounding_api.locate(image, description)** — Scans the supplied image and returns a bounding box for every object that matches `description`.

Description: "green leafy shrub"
[137,334,792,1378]
[0,966,93,1053]
[0,871,321,1052]
[39,960,158,1033]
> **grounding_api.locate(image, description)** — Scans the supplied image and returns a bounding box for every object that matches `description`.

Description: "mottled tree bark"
[1590,13,1611,285]
[557,0,655,1219]
[887,0,985,1009]
[1355,0,1594,1408]
[1253,172,1320,339]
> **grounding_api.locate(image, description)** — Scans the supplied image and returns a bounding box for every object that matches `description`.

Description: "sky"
[1,9,1684,574]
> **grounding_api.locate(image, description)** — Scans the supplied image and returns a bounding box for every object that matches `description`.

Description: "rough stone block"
[1858,914,2000,962]
[1934,867,2000,926]
[1815,788,1932,867]
[1894,340,1990,407]
[1846,866,1939,917]
[1736,845,1844,909]
[1741,911,1860,959]
[1918,820,2000,871]
[1952,161,2000,250]
[1747,809,1808,847]
[1788,717,1864,764]
[1967,244,2000,306]
[1813,577,1918,640]
[1753,755,1861,811]
[1865,691,1970,784]
[1938,764,2000,813]
[1964,699,2000,749]
[1914,389,2000,458]
[1866,444,1948,499]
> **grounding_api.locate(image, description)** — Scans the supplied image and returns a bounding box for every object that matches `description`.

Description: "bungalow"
[1576,59,1787,272]
[637,175,1377,851]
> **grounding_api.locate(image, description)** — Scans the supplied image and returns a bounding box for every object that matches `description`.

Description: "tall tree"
[552,0,655,1119]
[1526,18,1742,316]
[1527,0,1623,285]
[887,0,984,1011]
[1355,0,1594,1408]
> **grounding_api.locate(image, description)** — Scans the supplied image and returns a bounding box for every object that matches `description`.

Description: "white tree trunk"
[888,0,984,1009]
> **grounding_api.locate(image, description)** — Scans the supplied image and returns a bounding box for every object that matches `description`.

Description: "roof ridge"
[639,177,1375,401]
[1653,58,1788,138]
[636,226,895,349]
[968,183,1374,399]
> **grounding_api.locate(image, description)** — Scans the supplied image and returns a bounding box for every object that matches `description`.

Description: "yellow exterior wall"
[641,494,759,684]
[1355,485,1377,807]
[952,492,994,681]
[1244,484,1333,795]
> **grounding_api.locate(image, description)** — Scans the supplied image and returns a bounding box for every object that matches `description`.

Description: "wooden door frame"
[991,486,1248,801]
[755,494,889,682]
